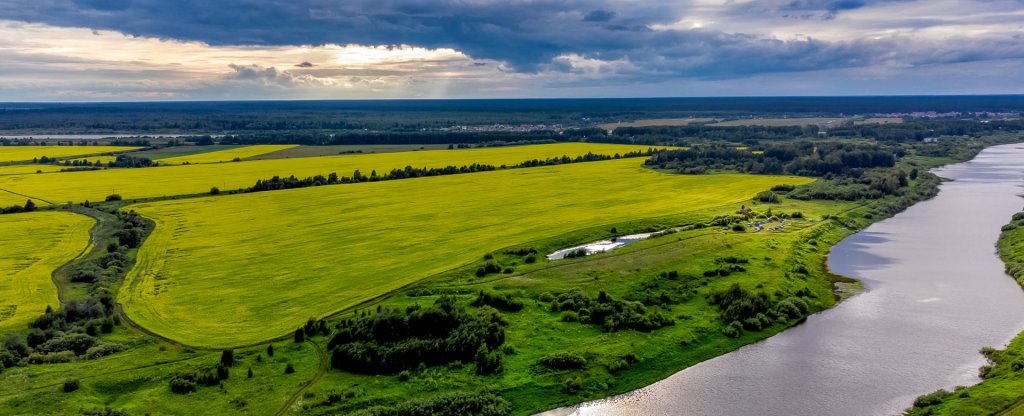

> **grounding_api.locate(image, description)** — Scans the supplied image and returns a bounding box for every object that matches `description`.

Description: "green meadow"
[121,158,812,347]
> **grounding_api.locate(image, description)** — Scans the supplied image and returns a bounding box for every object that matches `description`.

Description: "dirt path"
[275,340,330,416]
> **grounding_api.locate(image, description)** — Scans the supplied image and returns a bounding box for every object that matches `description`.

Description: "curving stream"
[541,143,1024,416]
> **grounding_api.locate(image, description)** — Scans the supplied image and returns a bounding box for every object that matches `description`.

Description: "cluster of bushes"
[626,270,694,307]
[169,364,231,394]
[502,247,538,264]
[703,257,749,278]
[539,352,587,370]
[548,289,674,332]
[353,391,511,416]
[787,169,910,201]
[0,199,36,215]
[328,296,508,375]
[470,291,524,312]
[106,154,157,168]
[754,191,779,203]
[710,283,810,337]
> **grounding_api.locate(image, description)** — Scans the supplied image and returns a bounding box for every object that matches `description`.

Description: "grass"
[0,211,94,332]
[119,158,811,347]
[0,146,140,163]
[248,144,453,159]
[0,335,320,416]
[906,210,1024,415]
[158,145,299,165]
[0,143,665,204]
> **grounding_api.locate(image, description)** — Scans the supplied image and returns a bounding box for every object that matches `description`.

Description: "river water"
[542,143,1024,416]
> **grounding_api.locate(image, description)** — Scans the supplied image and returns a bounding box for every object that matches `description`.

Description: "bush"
[722,321,743,337]
[81,407,131,416]
[539,352,587,370]
[285,363,295,374]
[105,194,122,202]
[84,342,127,359]
[560,311,579,322]
[210,187,220,195]
[63,378,80,393]
[524,254,537,264]
[471,291,524,312]
[563,376,583,394]
[169,376,197,394]
[754,191,779,203]
[359,391,511,416]
[220,349,234,367]
[913,389,951,408]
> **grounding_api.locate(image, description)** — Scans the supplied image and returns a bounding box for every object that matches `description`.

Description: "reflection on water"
[541,143,1024,416]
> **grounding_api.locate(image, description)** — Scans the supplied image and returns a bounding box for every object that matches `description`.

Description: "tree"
[284,363,295,374]
[247,368,253,378]
[294,328,305,343]
[266,344,274,357]
[210,187,220,195]
[220,349,234,367]
[23,200,36,212]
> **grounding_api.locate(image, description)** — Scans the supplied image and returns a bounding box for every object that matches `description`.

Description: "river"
[542,143,1024,416]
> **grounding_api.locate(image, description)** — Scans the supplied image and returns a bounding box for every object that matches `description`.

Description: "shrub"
[471,291,524,312]
[285,363,295,374]
[105,194,122,202]
[81,407,131,416]
[524,254,537,264]
[63,378,80,393]
[563,376,583,394]
[539,352,587,370]
[722,321,743,337]
[754,191,779,203]
[169,376,196,394]
[220,349,234,367]
[360,391,511,416]
[84,342,127,359]
[913,389,951,408]
[210,187,220,195]
[266,344,274,357]
[560,311,579,322]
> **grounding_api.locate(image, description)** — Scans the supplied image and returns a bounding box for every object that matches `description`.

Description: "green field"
[0,211,94,332]
[120,158,812,347]
[0,143,661,204]
[0,146,140,163]
[158,145,299,165]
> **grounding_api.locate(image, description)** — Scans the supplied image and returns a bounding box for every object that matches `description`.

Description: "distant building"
[922,137,939,143]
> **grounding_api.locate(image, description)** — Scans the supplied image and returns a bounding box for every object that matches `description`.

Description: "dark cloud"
[0,0,1020,82]
[583,9,616,22]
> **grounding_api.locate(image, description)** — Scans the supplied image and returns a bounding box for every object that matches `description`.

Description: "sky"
[0,0,1022,100]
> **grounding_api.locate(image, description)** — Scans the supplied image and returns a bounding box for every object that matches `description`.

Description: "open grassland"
[120,158,812,347]
[0,211,94,333]
[249,144,452,159]
[0,143,665,204]
[0,146,140,163]
[158,145,299,165]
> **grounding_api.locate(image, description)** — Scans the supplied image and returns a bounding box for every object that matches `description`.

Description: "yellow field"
[120,158,813,347]
[158,145,299,164]
[0,146,140,163]
[0,143,664,204]
[0,211,94,332]
[0,164,65,176]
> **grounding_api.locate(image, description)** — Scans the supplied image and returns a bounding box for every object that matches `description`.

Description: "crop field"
[248,144,452,159]
[0,211,94,332]
[0,143,665,204]
[0,164,65,176]
[158,145,299,164]
[0,145,140,163]
[120,158,812,347]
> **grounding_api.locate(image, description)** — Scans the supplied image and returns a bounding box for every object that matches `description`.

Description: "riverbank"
[906,205,1024,415]
[540,139,1024,416]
